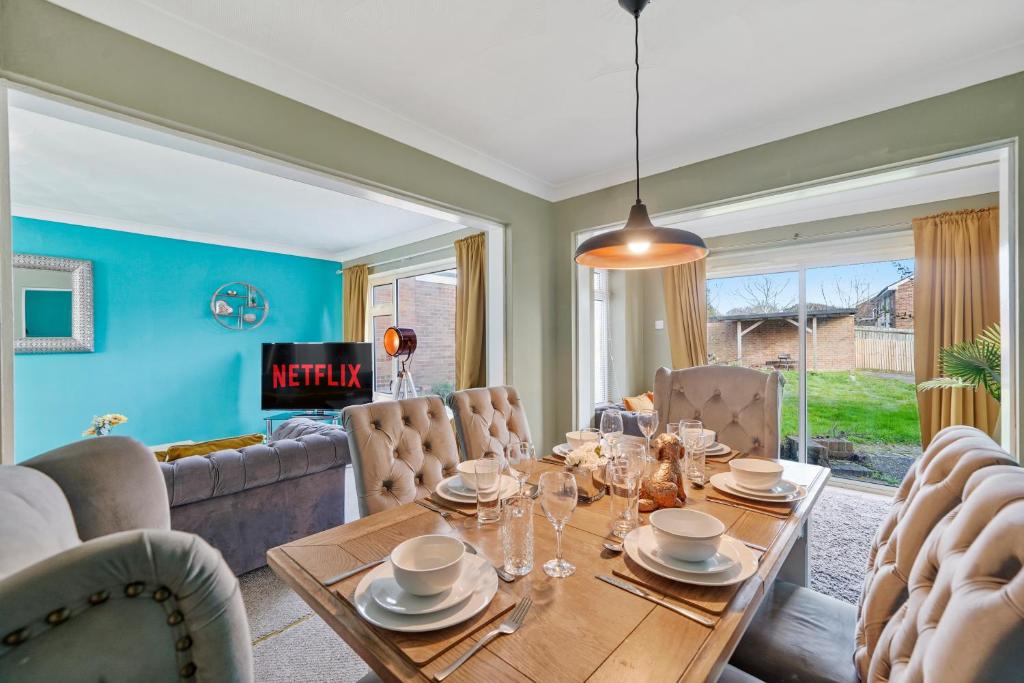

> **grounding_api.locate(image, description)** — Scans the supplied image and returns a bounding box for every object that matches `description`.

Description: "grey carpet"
[238,484,891,680]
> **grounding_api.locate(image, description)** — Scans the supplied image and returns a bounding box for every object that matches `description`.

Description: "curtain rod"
[708,221,911,255]
[336,243,456,274]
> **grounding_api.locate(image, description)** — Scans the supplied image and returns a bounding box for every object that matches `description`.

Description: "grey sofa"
[592,401,643,437]
[161,418,350,575]
[1,436,253,682]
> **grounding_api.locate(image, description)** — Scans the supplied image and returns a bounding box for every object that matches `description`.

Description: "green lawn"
[779,371,921,445]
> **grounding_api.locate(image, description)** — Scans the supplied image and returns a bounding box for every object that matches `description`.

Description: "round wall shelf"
[210,281,269,330]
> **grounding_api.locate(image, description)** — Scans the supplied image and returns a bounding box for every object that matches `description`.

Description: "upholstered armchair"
[449,386,532,461]
[653,365,784,458]
[0,437,253,682]
[342,396,460,517]
[729,426,1018,683]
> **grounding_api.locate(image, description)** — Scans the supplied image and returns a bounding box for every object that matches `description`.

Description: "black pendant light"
[575,0,707,270]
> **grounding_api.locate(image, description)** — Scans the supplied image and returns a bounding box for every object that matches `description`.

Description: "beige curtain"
[661,259,708,369]
[914,208,1000,446]
[455,233,487,389]
[342,264,368,342]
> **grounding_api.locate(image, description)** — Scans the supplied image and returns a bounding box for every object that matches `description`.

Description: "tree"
[729,275,795,314]
[706,280,723,318]
[819,276,872,309]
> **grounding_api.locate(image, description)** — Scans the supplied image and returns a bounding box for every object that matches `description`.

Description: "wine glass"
[600,409,624,453]
[539,471,578,578]
[636,409,659,458]
[505,441,536,495]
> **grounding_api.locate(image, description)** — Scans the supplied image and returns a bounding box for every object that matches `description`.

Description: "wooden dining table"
[268,457,829,682]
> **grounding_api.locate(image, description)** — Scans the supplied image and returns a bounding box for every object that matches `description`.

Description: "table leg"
[779,519,810,586]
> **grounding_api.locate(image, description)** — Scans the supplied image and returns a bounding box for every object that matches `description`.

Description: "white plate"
[623,526,757,587]
[730,478,799,498]
[370,558,481,615]
[354,554,497,632]
[710,472,807,504]
[552,443,572,458]
[435,474,519,504]
[704,443,732,457]
[639,533,737,574]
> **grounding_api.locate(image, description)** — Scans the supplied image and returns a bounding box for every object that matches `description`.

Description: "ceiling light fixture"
[574,0,708,270]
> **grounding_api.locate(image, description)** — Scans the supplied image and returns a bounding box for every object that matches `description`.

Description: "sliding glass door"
[707,250,925,488]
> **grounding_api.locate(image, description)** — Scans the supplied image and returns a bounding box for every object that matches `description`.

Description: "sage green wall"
[554,73,1023,444]
[0,0,560,447]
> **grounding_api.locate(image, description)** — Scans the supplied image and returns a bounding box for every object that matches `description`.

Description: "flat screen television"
[261,342,373,412]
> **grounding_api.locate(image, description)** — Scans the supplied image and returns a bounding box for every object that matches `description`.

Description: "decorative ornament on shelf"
[83,413,128,437]
[210,281,269,331]
[573,0,708,270]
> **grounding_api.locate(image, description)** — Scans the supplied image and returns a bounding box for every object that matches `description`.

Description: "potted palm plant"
[918,324,1001,402]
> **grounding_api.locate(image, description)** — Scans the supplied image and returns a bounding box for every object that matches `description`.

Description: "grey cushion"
[0,466,80,580]
[730,581,858,683]
[24,436,170,540]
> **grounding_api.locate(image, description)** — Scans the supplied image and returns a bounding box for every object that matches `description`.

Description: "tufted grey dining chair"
[653,365,784,458]
[342,396,460,517]
[728,426,1018,683]
[0,437,253,682]
[449,386,532,461]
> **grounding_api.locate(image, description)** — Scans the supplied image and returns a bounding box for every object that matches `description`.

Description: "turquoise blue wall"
[13,218,341,461]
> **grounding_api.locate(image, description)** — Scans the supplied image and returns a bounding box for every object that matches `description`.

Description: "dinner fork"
[416,499,452,519]
[432,597,533,681]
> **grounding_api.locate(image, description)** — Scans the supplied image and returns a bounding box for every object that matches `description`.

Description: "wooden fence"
[855,326,914,374]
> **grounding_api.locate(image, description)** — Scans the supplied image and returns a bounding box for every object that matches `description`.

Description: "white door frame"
[0,82,14,464]
[571,141,1019,459]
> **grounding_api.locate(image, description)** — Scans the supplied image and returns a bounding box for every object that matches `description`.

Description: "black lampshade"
[574,201,707,269]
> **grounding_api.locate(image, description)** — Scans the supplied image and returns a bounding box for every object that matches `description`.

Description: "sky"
[708,258,914,315]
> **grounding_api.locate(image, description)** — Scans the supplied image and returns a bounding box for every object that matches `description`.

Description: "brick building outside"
[373,272,457,395]
[708,308,856,371]
[855,276,914,329]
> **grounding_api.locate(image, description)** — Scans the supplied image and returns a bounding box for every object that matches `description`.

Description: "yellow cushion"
[622,392,654,412]
[160,434,265,462]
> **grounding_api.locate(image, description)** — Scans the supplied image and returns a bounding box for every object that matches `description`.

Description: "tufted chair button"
[88,590,110,606]
[427,411,435,419]
[3,627,28,647]
[402,416,411,426]
[124,582,145,598]
[383,480,394,490]
[753,392,761,400]
[46,607,71,626]
[694,411,701,419]
[153,587,172,603]
[415,475,422,485]
[374,420,382,429]
[732,411,740,420]
[424,441,431,451]
[752,437,761,446]
[175,635,193,652]
[167,610,185,626]
[179,662,197,678]
[714,389,722,397]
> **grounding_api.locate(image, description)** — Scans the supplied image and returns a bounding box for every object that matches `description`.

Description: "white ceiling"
[9,105,446,261]
[49,0,1024,200]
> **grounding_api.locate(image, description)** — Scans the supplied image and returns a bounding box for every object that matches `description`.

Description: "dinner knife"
[321,558,386,586]
[596,575,715,627]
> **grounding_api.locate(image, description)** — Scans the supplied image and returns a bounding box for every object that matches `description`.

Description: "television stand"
[264,411,341,439]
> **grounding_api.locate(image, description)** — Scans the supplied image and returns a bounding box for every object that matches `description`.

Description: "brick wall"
[893,279,914,329]
[708,315,855,370]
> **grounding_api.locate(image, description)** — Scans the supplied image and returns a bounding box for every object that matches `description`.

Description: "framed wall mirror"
[14,254,94,353]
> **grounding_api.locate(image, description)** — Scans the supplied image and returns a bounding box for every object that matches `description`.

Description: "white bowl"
[566,430,600,450]
[729,458,784,491]
[649,509,725,562]
[456,459,501,492]
[390,535,465,596]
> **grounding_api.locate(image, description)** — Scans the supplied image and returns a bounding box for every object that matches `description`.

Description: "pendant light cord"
[634,11,640,204]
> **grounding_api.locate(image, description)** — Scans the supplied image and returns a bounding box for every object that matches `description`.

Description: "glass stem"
[555,525,564,562]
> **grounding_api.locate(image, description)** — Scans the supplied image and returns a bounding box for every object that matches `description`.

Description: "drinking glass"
[505,442,536,495]
[474,453,502,525]
[686,432,713,487]
[679,419,703,451]
[608,442,645,538]
[636,409,659,457]
[600,409,624,452]
[501,494,534,576]
[539,471,578,578]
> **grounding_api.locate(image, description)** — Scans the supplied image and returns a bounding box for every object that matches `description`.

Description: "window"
[592,269,614,404]
[367,264,457,399]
